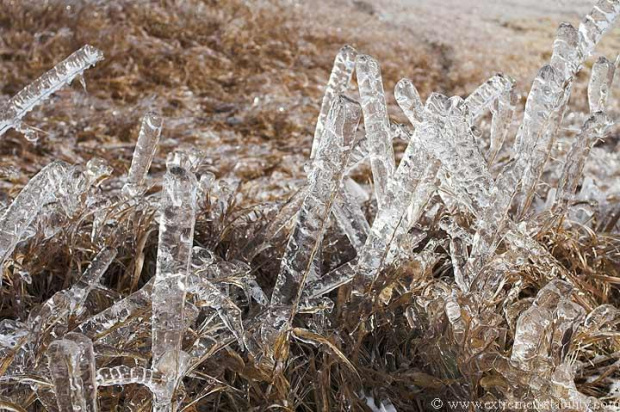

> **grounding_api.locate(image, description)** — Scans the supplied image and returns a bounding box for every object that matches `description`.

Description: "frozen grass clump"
[1,0,620,411]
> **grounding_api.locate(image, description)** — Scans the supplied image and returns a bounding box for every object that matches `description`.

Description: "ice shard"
[47,334,98,412]
[123,113,164,197]
[356,55,395,211]
[587,56,615,112]
[96,366,164,388]
[0,45,104,137]
[271,95,360,308]
[464,74,515,121]
[0,161,70,285]
[554,112,612,216]
[578,0,620,58]
[311,45,357,160]
[68,247,117,316]
[151,162,197,410]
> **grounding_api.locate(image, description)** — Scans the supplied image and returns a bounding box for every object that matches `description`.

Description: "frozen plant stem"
[311,45,357,160]
[0,161,70,286]
[151,162,198,411]
[0,45,104,137]
[271,95,360,313]
[123,112,164,197]
[47,333,98,412]
[356,55,395,212]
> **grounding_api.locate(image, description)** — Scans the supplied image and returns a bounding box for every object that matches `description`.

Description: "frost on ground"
[1,0,620,411]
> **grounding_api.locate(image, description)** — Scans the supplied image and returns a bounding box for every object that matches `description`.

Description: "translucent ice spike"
[588,56,615,112]
[554,112,612,215]
[488,86,517,165]
[513,65,565,158]
[122,113,163,197]
[356,55,396,211]
[394,78,424,126]
[77,280,153,340]
[151,163,197,406]
[550,23,582,80]
[464,74,515,121]
[578,0,620,59]
[0,45,104,137]
[311,45,357,160]
[0,161,70,284]
[64,333,98,412]
[271,96,359,308]
[331,179,370,250]
[69,247,117,315]
[47,335,98,412]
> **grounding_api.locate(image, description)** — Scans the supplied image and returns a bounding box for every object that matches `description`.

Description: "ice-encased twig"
[311,45,357,160]
[588,56,615,112]
[578,0,620,59]
[271,95,360,308]
[77,280,153,340]
[464,73,515,121]
[331,179,370,250]
[488,83,517,165]
[151,163,197,410]
[47,333,98,412]
[349,81,436,288]
[0,45,104,137]
[0,161,70,285]
[96,366,164,388]
[553,112,612,216]
[122,112,164,197]
[64,333,98,412]
[356,55,396,212]
[69,247,117,316]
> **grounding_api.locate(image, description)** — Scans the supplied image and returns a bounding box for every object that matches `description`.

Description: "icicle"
[488,86,517,165]
[63,333,98,412]
[96,366,164,388]
[331,179,370,251]
[464,74,515,121]
[151,162,197,410]
[122,112,163,197]
[578,0,620,59]
[588,56,615,112]
[394,78,424,126]
[0,45,104,137]
[550,299,585,363]
[0,161,70,285]
[311,45,357,160]
[47,334,98,412]
[271,95,359,308]
[77,281,153,340]
[68,247,117,316]
[553,112,611,216]
[550,23,582,80]
[356,55,395,211]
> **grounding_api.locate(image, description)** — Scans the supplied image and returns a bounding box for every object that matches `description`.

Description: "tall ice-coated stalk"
[356,55,396,212]
[152,163,198,411]
[0,45,104,137]
[123,112,164,197]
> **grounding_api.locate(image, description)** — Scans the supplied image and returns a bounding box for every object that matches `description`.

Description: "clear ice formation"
[1,2,620,409]
[123,112,164,197]
[0,45,104,137]
[151,161,197,410]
